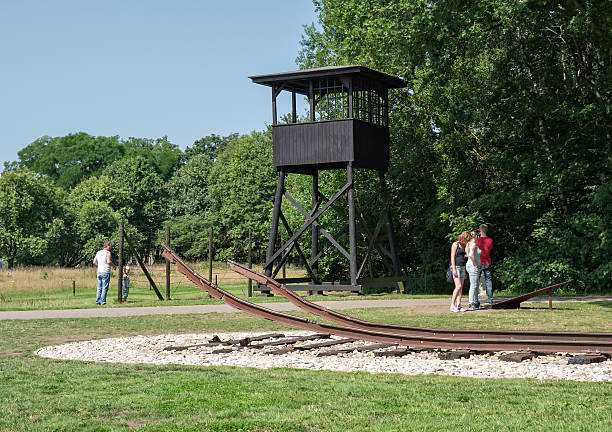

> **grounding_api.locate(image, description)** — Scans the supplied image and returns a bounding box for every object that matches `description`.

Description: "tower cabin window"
[312,77,388,127]
[313,78,349,121]
[352,78,388,127]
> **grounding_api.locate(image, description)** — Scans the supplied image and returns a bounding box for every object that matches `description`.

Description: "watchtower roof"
[249,65,406,95]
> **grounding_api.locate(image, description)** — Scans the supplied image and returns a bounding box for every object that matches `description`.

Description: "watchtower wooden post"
[250,66,405,293]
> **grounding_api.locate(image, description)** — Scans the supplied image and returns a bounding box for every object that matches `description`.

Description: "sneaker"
[456,306,467,312]
[476,303,486,310]
[468,304,477,311]
[450,306,458,313]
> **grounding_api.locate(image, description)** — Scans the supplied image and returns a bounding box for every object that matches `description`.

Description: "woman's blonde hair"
[457,231,471,247]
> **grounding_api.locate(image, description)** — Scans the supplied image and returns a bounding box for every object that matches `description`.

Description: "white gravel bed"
[35,331,612,382]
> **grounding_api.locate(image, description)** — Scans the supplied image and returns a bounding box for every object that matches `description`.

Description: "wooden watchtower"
[250,65,406,292]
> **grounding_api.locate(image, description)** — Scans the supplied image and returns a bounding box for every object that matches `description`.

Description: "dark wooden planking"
[273,119,389,171]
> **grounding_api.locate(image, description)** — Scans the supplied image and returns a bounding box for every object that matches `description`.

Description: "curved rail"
[228,261,612,343]
[161,244,612,353]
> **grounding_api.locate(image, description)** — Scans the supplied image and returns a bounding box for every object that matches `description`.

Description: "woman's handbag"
[446,265,454,283]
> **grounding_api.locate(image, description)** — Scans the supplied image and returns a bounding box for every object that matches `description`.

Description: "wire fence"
[118,220,449,298]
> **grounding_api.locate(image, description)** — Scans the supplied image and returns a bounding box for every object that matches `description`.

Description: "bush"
[496,256,583,295]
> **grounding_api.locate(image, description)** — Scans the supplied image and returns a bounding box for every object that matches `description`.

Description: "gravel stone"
[35,331,612,382]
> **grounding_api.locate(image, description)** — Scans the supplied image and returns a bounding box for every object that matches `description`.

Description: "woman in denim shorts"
[450,231,470,312]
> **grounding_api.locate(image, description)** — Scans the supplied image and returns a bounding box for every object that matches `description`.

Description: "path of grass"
[0,302,610,431]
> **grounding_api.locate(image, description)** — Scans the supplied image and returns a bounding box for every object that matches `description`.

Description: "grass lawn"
[0,302,610,431]
[0,263,444,311]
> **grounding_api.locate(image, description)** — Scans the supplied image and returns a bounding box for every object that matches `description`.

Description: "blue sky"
[0,1,317,168]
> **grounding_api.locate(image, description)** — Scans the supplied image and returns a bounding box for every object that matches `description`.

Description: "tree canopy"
[0,170,66,267]
[296,0,611,291]
[16,133,182,189]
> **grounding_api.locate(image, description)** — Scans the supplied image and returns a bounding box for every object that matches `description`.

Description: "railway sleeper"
[438,350,472,360]
[251,334,331,348]
[567,354,608,365]
[317,343,395,357]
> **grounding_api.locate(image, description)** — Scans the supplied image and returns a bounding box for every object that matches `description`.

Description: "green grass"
[0,280,445,311]
[0,303,611,431]
[0,263,446,311]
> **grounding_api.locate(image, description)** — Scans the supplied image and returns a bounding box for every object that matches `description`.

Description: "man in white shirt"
[93,241,115,305]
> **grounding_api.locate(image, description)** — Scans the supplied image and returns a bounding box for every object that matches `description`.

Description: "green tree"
[60,176,124,265]
[17,133,125,189]
[124,136,183,181]
[74,201,121,264]
[16,133,183,189]
[298,0,611,292]
[68,175,129,212]
[206,131,276,261]
[158,214,211,260]
[184,134,238,162]
[0,170,66,267]
[166,154,214,218]
[102,156,166,228]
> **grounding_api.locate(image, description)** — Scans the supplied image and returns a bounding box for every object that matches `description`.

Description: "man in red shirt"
[475,224,494,303]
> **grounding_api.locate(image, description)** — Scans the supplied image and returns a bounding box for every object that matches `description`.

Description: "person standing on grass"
[450,231,470,312]
[93,241,115,305]
[475,224,494,303]
[122,265,130,302]
[466,231,483,310]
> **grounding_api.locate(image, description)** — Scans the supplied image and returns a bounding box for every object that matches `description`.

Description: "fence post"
[118,219,124,303]
[165,225,171,300]
[208,227,213,283]
[72,280,75,296]
[123,229,164,300]
[248,229,252,297]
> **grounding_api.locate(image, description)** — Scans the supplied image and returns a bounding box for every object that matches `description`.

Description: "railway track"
[228,261,610,343]
[161,243,612,354]
[160,332,608,364]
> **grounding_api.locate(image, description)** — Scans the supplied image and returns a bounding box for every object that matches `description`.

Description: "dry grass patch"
[0,261,305,295]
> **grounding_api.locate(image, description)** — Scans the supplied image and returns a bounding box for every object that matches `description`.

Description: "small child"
[122,266,130,302]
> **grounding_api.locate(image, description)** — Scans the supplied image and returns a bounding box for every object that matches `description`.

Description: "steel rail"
[228,260,612,344]
[161,244,612,353]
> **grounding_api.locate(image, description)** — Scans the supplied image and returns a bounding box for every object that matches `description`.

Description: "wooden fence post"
[208,227,213,283]
[248,229,252,297]
[165,226,171,300]
[118,220,124,303]
[123,229,164,300]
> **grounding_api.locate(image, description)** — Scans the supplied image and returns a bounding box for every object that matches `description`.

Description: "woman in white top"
[465,232,482,310]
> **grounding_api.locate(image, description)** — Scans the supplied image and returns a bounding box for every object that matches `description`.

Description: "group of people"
[449,224,493,312]
[92,241,130,305]
[93,228,492,309]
